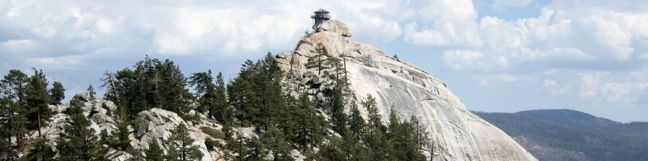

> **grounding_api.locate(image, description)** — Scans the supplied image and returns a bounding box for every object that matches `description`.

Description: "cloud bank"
[1,0,648,119]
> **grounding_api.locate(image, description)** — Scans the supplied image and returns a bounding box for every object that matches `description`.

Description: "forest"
[0,54,432,161]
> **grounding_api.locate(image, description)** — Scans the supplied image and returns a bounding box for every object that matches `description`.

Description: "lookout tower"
[311,9,331,30]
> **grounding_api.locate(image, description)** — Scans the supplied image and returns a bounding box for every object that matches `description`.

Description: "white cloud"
[493,0,533,8]
[0,0,407,64]
[543,79,569,96]
[577,69,648,104]
[2,0,648,107]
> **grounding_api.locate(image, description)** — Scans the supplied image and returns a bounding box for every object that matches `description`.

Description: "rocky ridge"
[276,19,537,161]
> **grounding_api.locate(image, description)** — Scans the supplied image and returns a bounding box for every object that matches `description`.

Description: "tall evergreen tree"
[291,94,325,151]
[145,140,165,161]
[328,85,346,135]
[189,70,218,115]
[348,103,365,140]
[49,81,65,105]
[214,72,231,124]
[228,60,260,126]
[158,59,192,114]
[166,123,203,161]
[22,138,56,161]
[0,69,29,157]
[57,96,109,161]
[261,125,293,161]
[25,69,52,139]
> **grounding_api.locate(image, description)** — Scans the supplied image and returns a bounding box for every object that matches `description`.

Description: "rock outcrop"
[277,19,537,161]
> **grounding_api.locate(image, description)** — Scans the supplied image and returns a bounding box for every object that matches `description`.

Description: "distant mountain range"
[475,109,648,161]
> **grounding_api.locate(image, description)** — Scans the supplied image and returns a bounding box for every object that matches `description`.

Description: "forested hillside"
[476,109,648,161]
[0,54,431,161]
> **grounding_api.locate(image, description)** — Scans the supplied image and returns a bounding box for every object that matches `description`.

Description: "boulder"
[278,18,538,161]
[316,20,352,37]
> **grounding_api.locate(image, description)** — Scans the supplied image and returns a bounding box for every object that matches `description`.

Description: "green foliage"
[87,85,96,100]
[145,140,165,161]
[0,53,434,161]
[190,70,232,124]
[166,123,203,161]
[328,85,346,135]
[25,69,52,137]
[21,138,56,161]
[49,81,65,105]
[290,94,325,151]
[227,53,286,129]
[316,96,429,161]
[261,125,293,161]
[57,98,109,161]
[103,56,192,118]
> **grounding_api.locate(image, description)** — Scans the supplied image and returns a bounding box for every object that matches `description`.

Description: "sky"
[1,0,647,122]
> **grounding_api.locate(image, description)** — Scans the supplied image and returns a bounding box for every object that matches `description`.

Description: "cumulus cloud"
[2,0,648,107]
[0,0,407,69]
[577,68,648,104]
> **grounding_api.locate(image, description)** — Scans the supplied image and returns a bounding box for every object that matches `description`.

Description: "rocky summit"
[10,11,537,161]
[276,17,537,161]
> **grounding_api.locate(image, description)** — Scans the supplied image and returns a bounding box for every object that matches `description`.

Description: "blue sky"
[1,0,647,122]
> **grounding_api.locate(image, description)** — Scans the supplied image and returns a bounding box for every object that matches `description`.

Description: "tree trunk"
[37,111,42,138]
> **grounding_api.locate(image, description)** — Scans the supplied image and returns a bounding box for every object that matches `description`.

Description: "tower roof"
[311,9,331,20]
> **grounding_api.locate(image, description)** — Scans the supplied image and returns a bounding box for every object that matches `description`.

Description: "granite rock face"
[277,19,538,161]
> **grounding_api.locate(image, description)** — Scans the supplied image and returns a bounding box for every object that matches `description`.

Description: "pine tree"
[0,105,18,160]
[291,94,325,150]
[159,59,192,114]
[214,72,231,124]
[166,123,203,161]
[22,138,56,161]
[101,71,120,106]
[145,140,165,161]
[25,69,52,139]
[49,81,65,105]
[228,60,260,126]
[261,125,293,161]
[189,70,217,115]
[0,69,29,158]
[315,136,346,161]
[363,95,385,133]
[109,116,132,151]
[387,110,425,161]
[348,103,365,140]
[57,96,109,161]
[87,85,96,100]
[329,85,346,135]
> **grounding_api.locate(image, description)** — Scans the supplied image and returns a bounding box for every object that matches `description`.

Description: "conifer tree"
[23,138,56,161]
[0,69,29,158]
[25,69,52,139]
[0,106,18,160]
[145,140,165,161]
[315,136,346,161]
[348,103,365,140]
[101,71,120,106]
[261,125,293,161]
[158,59,192,114]
[49,81,65,105]
[189,70,217,115]
[328,85,346,135]
[228,60,260,126]
[87,85,96,100]
[166,123,203,161]
[214,72,231,124]
[109,116,132,151]
[57,96,109,161]
[291,94,325,150]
